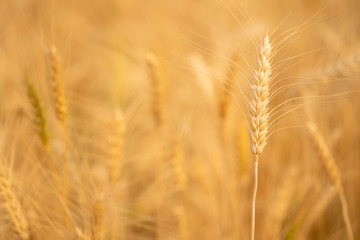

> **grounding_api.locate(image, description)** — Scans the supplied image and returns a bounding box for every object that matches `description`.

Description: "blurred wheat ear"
[25,76,49,151]
[307,122,354,240]
[47,45,71,228]
[108,109,126,185]
[0,164,29,240]
[146,53,166,128]
[25,76,59,187]
[249,35,272,240]
[48,46,67,126]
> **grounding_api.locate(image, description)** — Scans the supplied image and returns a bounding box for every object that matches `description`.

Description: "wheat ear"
[48,46,67,125]
[249,35,272,240]
[146,53,165,127]
[307,122,354,240]
[0,164,29,240]
[25,77,61,189]
[108,109,126,185]
[25,77,49,150]
[48,45,70,228]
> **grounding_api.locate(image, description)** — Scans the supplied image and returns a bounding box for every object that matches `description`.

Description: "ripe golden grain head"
[249,35,272,156]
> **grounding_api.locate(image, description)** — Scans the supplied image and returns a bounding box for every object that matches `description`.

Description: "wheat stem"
[250,155,259,240]
[249,35,272,240]
[339,188,354,240]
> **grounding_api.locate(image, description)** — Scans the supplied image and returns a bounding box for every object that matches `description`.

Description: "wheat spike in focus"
[249,35,272,240]
[249,35,272,156]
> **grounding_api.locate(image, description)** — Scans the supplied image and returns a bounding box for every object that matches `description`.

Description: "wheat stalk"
[298,187,337,240]
[174,206,188,240]
[91,196,105,240]
[249,35,272,240]
[238,123,250,176]
[48,45,70,228]
[172,139,187,192]
[76,227,90,240]
[0,164,29,240]
[171,139,188,240]
[307,122,354,240]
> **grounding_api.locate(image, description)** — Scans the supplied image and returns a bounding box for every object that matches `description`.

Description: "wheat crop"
[0,0,359,240]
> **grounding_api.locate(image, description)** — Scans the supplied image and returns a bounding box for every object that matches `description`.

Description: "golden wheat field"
[0,0,360,239]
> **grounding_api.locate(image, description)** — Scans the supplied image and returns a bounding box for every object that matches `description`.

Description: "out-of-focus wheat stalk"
[248,35,272,240]
[238,123,250,176]
[107,109,126,239]
[298,187,337,240]
[172,139,187,193]
[172,139,188,240]
[219,53,239,121]
[307,122,354,240]
[147,52,168,239]
[25,76,63,196]
[76,227,90,240]
[0,164,29,240]
[25,76,49,151]
[48,45,70,228]
[108,109,126,185]
[92,197,105,240]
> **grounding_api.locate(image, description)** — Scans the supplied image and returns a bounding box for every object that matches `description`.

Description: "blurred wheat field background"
[0,0,359,239]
